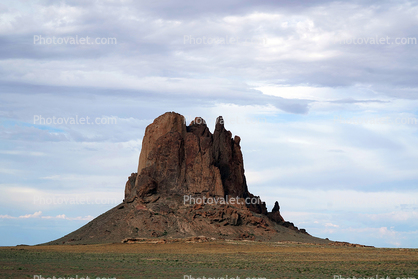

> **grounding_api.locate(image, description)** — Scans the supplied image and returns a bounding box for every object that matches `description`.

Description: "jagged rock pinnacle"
[45,112,318,245]
[127,112,262,208]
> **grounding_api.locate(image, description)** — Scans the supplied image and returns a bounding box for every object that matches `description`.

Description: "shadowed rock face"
[46,112,321,245]
[267,201,285,223]
[126,112,301,229]
[127,112,260,206]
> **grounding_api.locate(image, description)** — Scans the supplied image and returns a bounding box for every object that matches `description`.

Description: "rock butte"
[46,112,331,245]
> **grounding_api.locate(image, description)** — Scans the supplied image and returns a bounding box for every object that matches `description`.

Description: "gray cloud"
[1,0,418,248]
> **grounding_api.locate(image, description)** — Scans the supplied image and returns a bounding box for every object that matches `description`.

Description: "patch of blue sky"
[0,119,65,134]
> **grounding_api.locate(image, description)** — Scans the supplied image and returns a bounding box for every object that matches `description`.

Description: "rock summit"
[47,112,329,245]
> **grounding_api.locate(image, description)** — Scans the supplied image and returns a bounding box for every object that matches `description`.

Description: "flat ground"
[0,241,417,279]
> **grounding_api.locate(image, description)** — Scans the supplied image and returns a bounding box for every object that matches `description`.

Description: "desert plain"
[1,240,417,279]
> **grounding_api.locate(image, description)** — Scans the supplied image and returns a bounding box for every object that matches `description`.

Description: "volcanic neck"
[43,112,329,246]
[125,112,280,216]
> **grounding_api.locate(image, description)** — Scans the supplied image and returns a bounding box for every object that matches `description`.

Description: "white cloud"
[360,211,418,222]
[19,211,42,218]
[0,211,93,221]
[325,223,339,228]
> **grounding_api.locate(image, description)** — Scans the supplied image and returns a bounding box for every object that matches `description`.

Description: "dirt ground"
[1,240,417,279]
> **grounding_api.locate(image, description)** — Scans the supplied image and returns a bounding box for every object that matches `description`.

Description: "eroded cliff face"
[124,112,298,226]
[46,112,316,245]
[126,112,262,208]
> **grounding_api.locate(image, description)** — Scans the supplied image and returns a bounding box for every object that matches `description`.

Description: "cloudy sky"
[1,0,418,248]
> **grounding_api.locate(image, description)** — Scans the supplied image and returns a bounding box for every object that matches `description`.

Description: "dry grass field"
[0,240,417,279]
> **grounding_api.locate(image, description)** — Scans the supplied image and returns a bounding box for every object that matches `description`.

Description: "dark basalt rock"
[130,112,265,211]
[45,112,320,245]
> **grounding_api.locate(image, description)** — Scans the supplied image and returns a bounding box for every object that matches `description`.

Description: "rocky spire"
[46,112,315,245]
[127,112,266,213]
[267,201,285,223]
